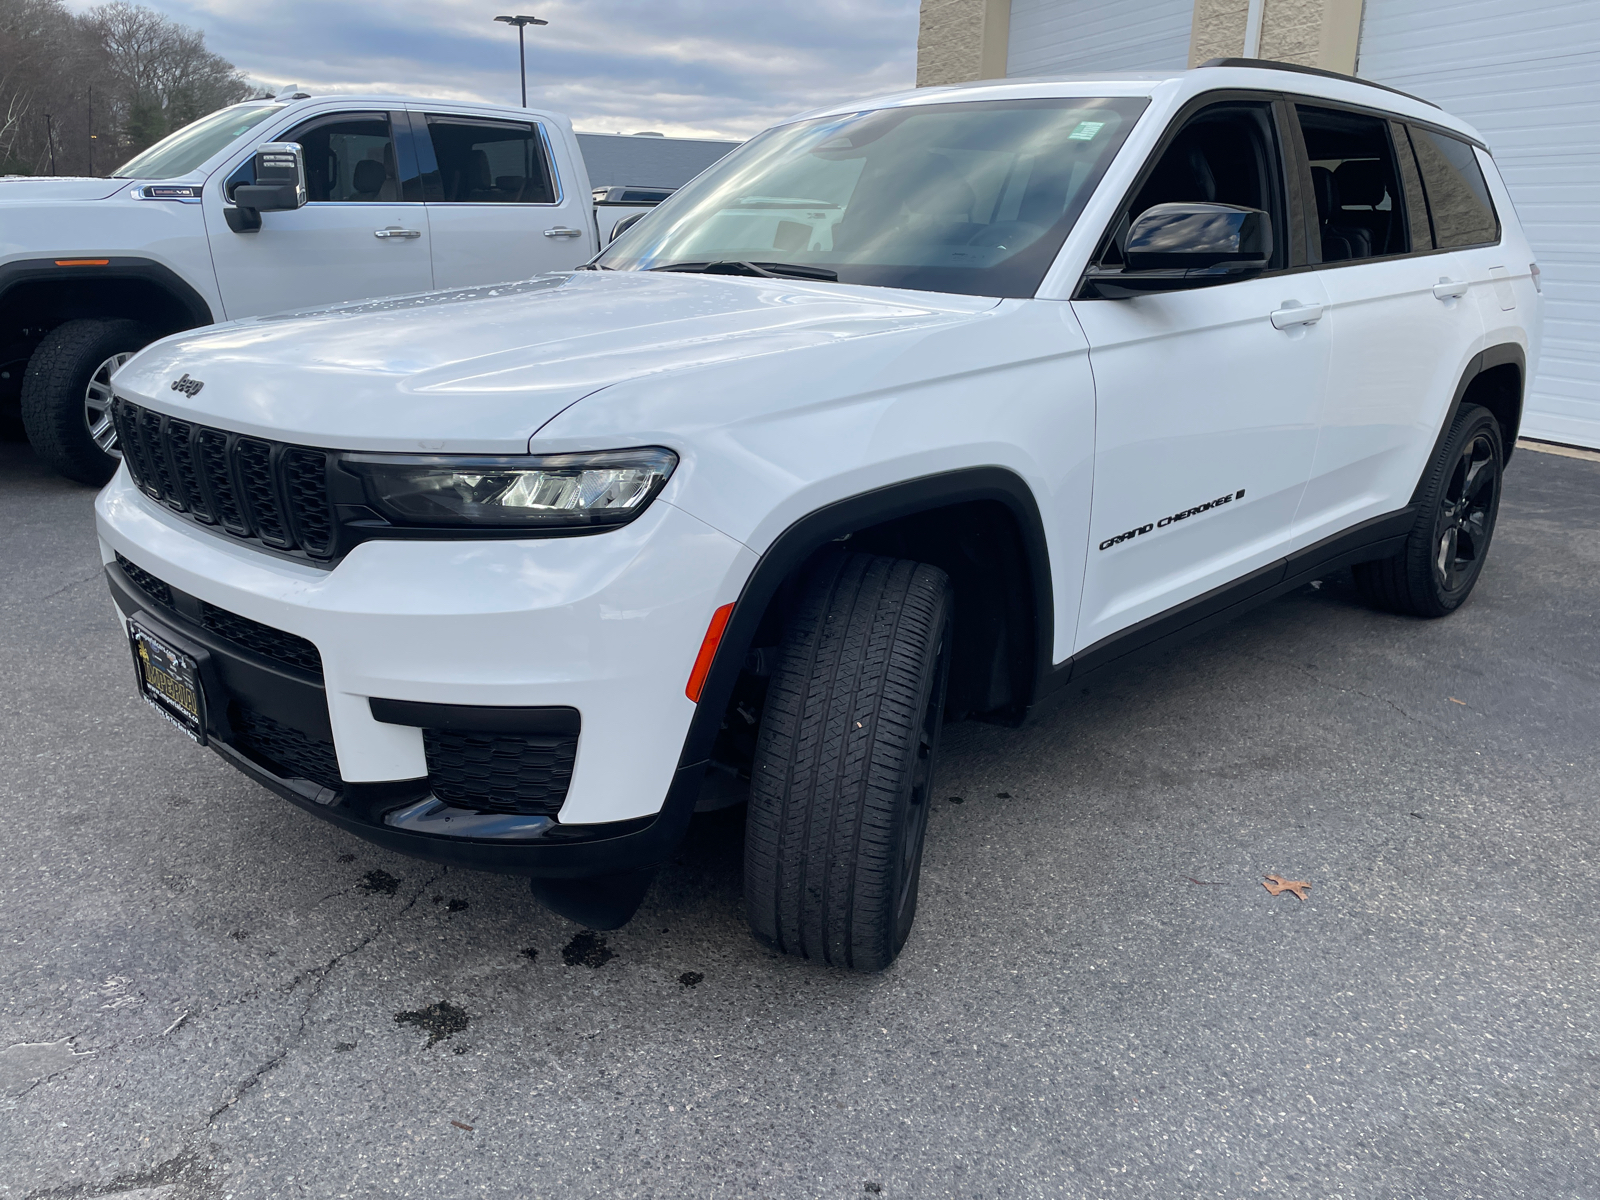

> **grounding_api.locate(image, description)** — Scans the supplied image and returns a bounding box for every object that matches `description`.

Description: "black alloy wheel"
[1353,403,1504,617]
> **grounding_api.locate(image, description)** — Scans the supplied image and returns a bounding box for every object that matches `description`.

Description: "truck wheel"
[745,551,953,971]
[1353,403,1504,617]
[20,319,153,486]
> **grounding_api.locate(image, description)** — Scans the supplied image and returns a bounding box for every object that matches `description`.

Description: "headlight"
[340,447,677,529]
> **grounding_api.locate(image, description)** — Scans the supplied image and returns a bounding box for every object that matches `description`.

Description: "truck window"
[1296,105,1409,263]
[417,117,557,204]
[1406,126,1500,249]
[112,102,286,180]
[225,113,406,203]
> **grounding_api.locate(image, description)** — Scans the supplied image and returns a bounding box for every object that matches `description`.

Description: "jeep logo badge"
[170,374,204,397]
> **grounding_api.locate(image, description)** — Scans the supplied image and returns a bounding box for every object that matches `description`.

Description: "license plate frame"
[128,617,207,744]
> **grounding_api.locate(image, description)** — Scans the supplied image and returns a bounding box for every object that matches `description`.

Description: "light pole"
[494,14,547,108]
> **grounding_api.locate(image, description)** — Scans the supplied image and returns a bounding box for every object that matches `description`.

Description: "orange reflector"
[686,602,734,703]
[55,259,110,266]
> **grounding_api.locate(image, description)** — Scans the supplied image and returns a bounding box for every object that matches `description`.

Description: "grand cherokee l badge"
[1099,489,1246,551]
[170,374,204,396]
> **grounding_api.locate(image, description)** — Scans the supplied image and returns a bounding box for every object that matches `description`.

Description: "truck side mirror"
[1082,202,1272,298]
[225,142,307,233]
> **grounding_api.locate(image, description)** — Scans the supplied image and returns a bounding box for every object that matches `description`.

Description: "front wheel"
[744,551,953,971]
[20,319,153,485]
[1353,403,1504,617]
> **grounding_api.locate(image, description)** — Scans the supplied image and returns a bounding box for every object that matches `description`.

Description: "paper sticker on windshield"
[1068,121,1106,141]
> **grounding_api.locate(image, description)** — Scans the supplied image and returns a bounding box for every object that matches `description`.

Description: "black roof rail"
[1198,57,1440,110]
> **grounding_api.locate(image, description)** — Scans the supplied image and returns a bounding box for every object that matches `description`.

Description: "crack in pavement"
[1242,652,1444,731]
[198,866,448,1130]
[31,570,102,606]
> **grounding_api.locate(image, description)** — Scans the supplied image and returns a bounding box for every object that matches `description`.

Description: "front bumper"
[97,468,757,877]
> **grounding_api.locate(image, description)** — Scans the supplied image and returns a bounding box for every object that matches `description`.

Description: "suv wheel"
[744,552,953,971]
[1353,403,1504,617]
[20,319,153,485]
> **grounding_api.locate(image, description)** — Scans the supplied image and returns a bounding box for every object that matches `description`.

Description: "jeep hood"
[0,177,130,202]
[111,271,1001,452]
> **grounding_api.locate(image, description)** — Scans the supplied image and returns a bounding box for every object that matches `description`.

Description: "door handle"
[1432,277,1469,300]
[1269,301,1324,330]
[543,226,584,239]
[374,226,421,240]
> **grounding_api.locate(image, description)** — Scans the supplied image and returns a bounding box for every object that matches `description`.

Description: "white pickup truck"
[0,92,668,483]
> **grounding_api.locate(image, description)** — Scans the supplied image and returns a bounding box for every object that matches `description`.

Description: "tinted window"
[1389,121,1434,251]
[1296,105,1409,263]
[599,97,1148,299]
[1101,101,1287,271]
[1407,127,1499,248]
[422,117,555,203]
[225,114,404,202]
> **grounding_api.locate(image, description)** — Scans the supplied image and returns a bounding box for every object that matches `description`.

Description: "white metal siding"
[1359,0,1600,448]
[1007,0,1195,77]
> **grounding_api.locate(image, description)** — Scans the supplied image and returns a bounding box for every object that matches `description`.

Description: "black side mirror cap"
[1082,202,1272,297]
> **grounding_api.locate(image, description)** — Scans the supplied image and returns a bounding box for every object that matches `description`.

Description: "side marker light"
[686,603,734,703]
[55,259,110,266]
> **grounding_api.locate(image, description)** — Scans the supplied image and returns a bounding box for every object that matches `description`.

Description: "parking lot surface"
[2,438,1597,1200]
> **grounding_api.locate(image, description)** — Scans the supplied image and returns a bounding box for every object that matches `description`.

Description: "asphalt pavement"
[2,436,1597,1200]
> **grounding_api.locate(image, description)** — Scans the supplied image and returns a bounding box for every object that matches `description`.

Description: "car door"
[1070,97,1331,654]
[205,110,434,319]
[411,111,592,288]
[1289,105,1485,537]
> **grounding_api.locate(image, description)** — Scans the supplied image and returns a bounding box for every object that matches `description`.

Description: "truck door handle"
[1433,277,1469,300]
[1269,301,1324,330]
[543,226,584,239]
[374,226,422,240]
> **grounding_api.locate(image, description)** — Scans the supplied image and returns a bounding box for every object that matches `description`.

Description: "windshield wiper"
[647,260,838,282]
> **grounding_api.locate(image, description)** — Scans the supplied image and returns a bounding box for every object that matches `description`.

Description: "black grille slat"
[284,450,333,555]
[114,551,174,610]
[200,601,322,674]
[196,430,249,536]
[231,706,343,791]
[423,730,576,817]
[111,399,340,560]
[235,439,290,547]
[164,420,210,521]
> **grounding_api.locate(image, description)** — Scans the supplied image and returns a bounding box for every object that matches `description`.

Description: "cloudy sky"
[69,0,923,140]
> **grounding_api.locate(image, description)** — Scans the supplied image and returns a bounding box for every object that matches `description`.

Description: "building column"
[916,0,1011,87]
[1188,0,1365,75]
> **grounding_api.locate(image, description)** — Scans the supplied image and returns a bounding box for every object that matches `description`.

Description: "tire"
[20,318,153,486]
[744,551,953,971]
[1353,403,1504,618]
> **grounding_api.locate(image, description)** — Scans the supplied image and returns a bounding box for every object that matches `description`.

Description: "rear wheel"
[20,318,153,485]
[1353,403,1504,617]
[744,551,953,971]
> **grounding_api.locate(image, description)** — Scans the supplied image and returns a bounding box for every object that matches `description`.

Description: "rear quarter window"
[1407,127,1500,248]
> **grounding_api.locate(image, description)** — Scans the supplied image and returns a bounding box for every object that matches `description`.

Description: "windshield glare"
[599,97,1148,298]
[113,103,286,180]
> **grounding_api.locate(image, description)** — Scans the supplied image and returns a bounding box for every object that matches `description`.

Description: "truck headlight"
[341,447,677,529]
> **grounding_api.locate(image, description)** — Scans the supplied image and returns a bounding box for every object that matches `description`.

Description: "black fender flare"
[0,255,214,328]
[1411,343,1527,501]
[674,467,1057,777]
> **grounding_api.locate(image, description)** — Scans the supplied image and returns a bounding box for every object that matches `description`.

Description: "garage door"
[1007,0,1195,77]
[1358,0,1600,448]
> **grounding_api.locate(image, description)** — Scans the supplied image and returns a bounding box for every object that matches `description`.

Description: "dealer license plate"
[129,619,206,743]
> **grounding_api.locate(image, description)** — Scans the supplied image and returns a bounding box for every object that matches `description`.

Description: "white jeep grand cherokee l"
[96,61,1540,970]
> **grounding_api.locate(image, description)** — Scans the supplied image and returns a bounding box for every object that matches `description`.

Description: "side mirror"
[225,142,307,233]
[1084,202,1272,297]
[609,212,646,242]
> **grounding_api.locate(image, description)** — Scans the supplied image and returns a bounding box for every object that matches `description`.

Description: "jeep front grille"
[113,398,337,561]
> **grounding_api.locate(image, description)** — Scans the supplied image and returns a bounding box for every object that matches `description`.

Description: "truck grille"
[112,398,337,559]
[423,730,577,817]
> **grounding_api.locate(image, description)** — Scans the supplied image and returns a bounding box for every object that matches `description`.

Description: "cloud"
[66,0,921,140]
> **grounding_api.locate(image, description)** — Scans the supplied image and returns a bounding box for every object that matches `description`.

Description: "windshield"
[599,96,1148,298]
[113,103,286,180]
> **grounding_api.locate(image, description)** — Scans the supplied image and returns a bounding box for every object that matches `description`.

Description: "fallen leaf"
[1263,874,1311,901]
[451,1120,474,1132]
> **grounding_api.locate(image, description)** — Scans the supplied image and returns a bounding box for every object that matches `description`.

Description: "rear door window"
[417,116,557,204]
[1406,126,1500,248]
[1295,105,1410,263]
